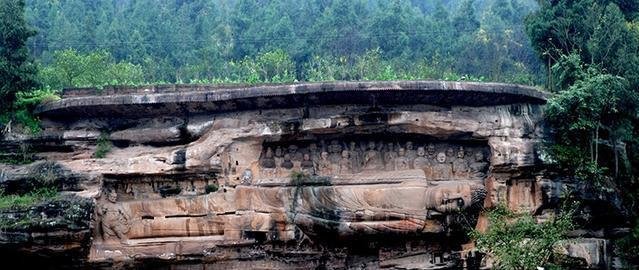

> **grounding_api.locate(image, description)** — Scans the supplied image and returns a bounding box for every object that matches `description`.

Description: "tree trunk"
[614,139,619,178]
[595,123,600,164]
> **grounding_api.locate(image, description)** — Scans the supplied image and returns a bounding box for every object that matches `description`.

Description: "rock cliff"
[0,81,629,269]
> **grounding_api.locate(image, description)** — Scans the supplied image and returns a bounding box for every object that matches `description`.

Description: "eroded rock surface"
[0,81,628,269]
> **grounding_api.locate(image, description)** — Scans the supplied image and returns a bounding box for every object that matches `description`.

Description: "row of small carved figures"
[259,141,489,178]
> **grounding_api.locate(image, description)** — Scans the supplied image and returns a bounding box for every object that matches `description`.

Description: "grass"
[0,187,59,210]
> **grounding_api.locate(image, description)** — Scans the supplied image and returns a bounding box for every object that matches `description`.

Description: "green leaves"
[471,204,577,270]
[0,187,58,210]
[0,0,37,111]
[11,87,59,133]
[20,0,542,85]
[39,49,144,90]
[93,132,112,159]
[545,60,636,183]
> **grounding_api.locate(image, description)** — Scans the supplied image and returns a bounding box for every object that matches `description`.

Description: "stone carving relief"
[256,138,490,180]
[98,189,130,243]
[290,181,487,237]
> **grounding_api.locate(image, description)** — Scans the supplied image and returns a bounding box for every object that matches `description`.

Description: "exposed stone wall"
[0,81,627,269]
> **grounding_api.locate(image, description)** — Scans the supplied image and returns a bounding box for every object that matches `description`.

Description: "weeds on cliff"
[288,171,310,221]
[205,183,219,193]
[9,88,61,134]
[93,132,112,158]
[470,202,578,270]
[0,187,58,210]
[0,143,36,165]
[0,195,92,231]
[290,170,310,186]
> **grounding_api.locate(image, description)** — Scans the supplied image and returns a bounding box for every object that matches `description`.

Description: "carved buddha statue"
[413,146,429,171]
[260,147,276,168]
[432,152,452,179]
[288,182,487,237]
[317,151,333,175]
[452,146,469,179]
[445,147,455,163]
[301,153,315,175]
[348,141,361,173]
[328,140,342,163]
[394,147,410,170]
[384,142,398,171]
[469,151,488,179]
[274,146,284,168]
[281,154,294,170]
[363,141,384,170]
[288,144,303,162]
[426,143,436,158]
[338,150,353,174]
[308,143,320,162]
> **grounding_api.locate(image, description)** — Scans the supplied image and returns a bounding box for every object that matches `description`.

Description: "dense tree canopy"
[23,0,543,86]
[0,0,37,112]
[526,1,639,263]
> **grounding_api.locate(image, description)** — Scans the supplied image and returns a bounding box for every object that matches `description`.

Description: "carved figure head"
[283,154,291,161]
[288,145,298,154]
[437,152,447,163]
[398,147,406,157]
[309,143,318,152]
[474,151,484,161]
[457,146,465,159]
[242,169,253,183]
[446,148,454,158]
[386,142,394,151]
[428,183,487,213]
[368,141,376,150]
[341,150,350,158]
[303,153,311,161]
[427,143,436,155]
[107,189,118,203]
[349,141,357,150]
[275,146,283,157]
[406,141,414,150]
[265,147,274,158]
[417,146,425,157]
[321,151,329,160]
[330,140,342,153]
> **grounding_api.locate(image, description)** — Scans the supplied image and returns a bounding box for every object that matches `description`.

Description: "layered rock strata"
[0,81,626,269]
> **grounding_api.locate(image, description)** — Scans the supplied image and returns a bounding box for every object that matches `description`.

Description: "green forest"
[3,0,639,268]
[23,0,543,87]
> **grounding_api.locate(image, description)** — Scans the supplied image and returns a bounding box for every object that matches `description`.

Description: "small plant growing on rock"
[0,187,58,210]
[94,132,112,158]
[290,170,310,186]
[158,185,182,197]
[205,183,219,194]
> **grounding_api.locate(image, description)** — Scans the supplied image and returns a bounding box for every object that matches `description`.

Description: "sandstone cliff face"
[0,81,627,269]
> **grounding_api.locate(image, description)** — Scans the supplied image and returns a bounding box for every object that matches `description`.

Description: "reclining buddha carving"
[95,136,491,247]
[242,136,490,238]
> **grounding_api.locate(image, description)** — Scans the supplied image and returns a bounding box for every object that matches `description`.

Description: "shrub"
[10,88,60,134]
[204,183,219,194]
[470,203,577,270]
[93,132,112,158]
[158,185,181,197]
